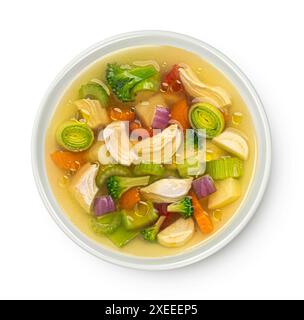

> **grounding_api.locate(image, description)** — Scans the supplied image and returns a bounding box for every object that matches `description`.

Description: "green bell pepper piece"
[122,201,159,231]
[106,225,139,248]
[91,212,122,235]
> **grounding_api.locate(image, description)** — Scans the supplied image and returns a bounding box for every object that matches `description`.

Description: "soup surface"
[45,46,257,257]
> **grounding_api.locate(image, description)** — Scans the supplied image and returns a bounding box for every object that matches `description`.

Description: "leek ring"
[56,120,94,152]
[189,102,225,139]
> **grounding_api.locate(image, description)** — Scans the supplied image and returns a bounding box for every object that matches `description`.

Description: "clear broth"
[45,46,257,257]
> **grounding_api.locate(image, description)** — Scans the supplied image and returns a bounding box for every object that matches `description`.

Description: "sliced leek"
[56,120,94,152]
[189,102,225,139]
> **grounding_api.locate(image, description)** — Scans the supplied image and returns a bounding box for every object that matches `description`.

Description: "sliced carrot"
[189,191,214,234]
[51,151,85,171]
[120,187,141,210]
[110,107,136,122]
[170,99,191,132]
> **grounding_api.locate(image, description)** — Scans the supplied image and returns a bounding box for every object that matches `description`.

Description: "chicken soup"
[45,46,257,257]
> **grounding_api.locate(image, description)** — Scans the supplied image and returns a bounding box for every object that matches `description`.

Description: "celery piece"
[91,212,122,235]
[176,156,205,178]
[133,163,165,176]
[79,83,109,108]
[106,225,139,248]
[96,165,131,188]
[206,157,243,180]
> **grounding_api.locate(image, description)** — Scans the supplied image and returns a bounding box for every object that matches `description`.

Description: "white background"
[0,0,303,300]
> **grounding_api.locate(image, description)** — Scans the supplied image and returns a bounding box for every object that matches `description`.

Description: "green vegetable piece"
[176,156,205,178]
[176,131,206,177]
[91,212,122,235]
[189,102,225,139]
[106,224,139,248]
[133,163,165,176]
[141,216,166,242]
[132,74,160,96]
[107,176,150,200]
[56,120,94,152]
[167,197,194,219]
[96,165,131,188]
[206,157,243,180]
[106,63,159,102]
[79,83,109,108]
[122,201,159,231]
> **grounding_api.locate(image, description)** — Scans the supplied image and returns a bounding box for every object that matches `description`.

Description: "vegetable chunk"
[157,218,195,248]
[190,191,213,234]
[69,163,99,213]
[167,197,194,219]
[56,120,94,152]
[213,128,249,160]
[208,178,241,210]
[91,212,122,235]
[79,83,109,108]
[74,99,110,129]
[107,225,139,248]
[106,63,159,102]
[122,201,159,231]
[135,93,168,128]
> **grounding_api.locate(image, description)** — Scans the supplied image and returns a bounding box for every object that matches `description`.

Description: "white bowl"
[32,31,271,270]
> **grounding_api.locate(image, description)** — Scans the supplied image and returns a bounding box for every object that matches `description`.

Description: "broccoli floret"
[107,176,150,200]
[106,63,159,102]
[167,197,194,218]
[141,216,166,242]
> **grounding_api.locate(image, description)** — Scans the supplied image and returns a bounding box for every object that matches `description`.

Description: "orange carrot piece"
[189,191,214,234]
[119,187,141,210]
[110,107,136,122]
[170,99,191,132]
[51,151,85,171]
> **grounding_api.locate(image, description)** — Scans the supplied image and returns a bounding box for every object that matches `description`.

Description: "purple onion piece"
[152,107,170,129]
[192,175,216,199]
[154,203,169,216]
[94,195,116,216]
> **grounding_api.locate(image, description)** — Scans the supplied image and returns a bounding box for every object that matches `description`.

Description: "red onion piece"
[154,203,170,216]
[152,107,170,129]
[160,213,180,231]
[192,175,216,199]
[94,195,116,216]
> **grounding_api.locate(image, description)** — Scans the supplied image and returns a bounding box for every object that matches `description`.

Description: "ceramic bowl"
[32,31,271,270]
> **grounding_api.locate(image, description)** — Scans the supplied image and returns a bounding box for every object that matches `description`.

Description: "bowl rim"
[32,30,272,270]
